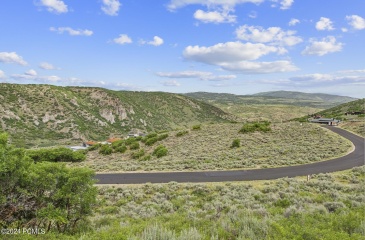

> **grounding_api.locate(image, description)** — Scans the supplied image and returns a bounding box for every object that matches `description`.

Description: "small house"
[310,118,340,126]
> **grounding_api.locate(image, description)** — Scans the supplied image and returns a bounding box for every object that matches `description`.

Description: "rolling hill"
[0,83,233,147]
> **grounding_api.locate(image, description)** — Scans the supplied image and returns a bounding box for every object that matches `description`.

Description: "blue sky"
[0,0,364,98]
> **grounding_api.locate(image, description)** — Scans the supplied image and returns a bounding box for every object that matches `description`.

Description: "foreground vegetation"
[70,122,352,172]
[5,166,364,239]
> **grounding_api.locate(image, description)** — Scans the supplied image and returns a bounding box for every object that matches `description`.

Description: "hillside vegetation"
[69,122,352,172]
[186,91,356,109]
[0,84,233,148]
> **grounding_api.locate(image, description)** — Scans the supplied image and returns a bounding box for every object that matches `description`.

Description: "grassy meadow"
[69,122,353,172]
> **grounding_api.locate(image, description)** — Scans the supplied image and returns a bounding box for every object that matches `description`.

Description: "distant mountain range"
[0,84,233,148]
[185,91,357,109]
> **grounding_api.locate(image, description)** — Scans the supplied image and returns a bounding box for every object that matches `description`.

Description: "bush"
[132,149,145,159]
[88,143,101,151]
[114,145,127,153]
[125,137,137,146]
[230,139,240,148]
[99,144,113,155]
[176,130,189,137]
[129,142,140,150]
[27,147,86,162]
[239,121,271,134]
[192,125,201,130]
[111,140,125,149]
[153,145,168,158]
[157,133,169,141]
[145,137,158,146]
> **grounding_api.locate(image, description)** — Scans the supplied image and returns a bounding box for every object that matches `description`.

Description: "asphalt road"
[95,126,364,184]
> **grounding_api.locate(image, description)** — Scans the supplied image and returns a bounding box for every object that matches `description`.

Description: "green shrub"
[99,144,113,155]
[125,137,137,145]
[132,149,145,159]
[129,142,140,150]
[192,124,201,130]
[145,137,158,146]
[140,154,151,161]
[27,147,86,162]
[239,121,271,134]
[153,145,168,158]
[88,143,101,151]
[176,130,189,137]
[230,139,240,148]
[111,140,125,149]
[114,145,127,153]
[157,133,169,141]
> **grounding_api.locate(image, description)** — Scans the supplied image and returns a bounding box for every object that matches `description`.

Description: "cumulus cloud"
[156,70,236,81]
[315,17,335,31]
[0,52,27,65]
[150,36,164,46]
[50,27,93,36]
[194,9,236,23]
[113,34,133,45]
[11,73,61,83]
[38,0,68,13]
[39,62,57,70]
[288,18,300,26]
[235,25,302,46]
[101,0,121,16]
[279,0,294,10]
[302,36,343,56]
[346,15,365,30]
[183,41,279,64]
[161,80,181,86]
[0,70,6,79]
[183,41,298,74]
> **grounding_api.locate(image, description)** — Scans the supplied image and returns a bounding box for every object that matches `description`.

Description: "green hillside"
[0,84,233,148]
[315,98,365,118]
[186,91,356,109]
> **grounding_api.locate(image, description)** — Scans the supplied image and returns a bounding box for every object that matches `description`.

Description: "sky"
[0,0,364,98]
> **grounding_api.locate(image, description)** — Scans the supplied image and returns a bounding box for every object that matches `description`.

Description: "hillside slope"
[186,91,356,109]
[0,84,233,147]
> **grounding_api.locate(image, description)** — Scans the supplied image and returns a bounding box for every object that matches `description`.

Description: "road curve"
[95,126,364,184]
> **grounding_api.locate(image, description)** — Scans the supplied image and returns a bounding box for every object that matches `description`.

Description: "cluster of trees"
[0,133,97,233]
[27,147,86,162]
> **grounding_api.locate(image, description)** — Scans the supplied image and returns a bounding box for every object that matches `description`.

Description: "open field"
[10,166,364,239]
[69,122,353,172]
[339,120,365,137]
[214,104,321,122]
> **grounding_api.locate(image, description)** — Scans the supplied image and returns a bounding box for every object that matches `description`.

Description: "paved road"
[95,126,364,184]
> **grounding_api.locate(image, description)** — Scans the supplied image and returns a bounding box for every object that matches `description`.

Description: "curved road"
[95,126,364,184]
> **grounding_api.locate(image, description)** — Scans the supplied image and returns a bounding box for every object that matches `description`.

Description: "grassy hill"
[186,91,356,109]
[0,84,233,148]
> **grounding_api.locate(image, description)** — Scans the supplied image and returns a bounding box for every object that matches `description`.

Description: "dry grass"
[339,120,364,137]
[69,122,352,172]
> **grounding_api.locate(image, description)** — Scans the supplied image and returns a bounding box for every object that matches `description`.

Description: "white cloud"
[235,25,302,46]
[25,69,37,76]
[0,70,6,79]
[248,11,257,19]
[279,0,294,10]
[39,62,57,70]
[338,69,365,74]
[0,52,27,65]
[113,34,133,45]
[183,41,298,74]
[288,18,300,26]
[146,36,164,46]
[50,27,93,36]
[341,28,348,32]
[183,41,279,64]
[38,0,68,14]
[289,73,365,85]
[346,15,365,30]
[162,80,181,86]
[156,70,236,81]
[315,17,335,31]
[302,36,343,56]
[219,60,298,73]
[194,9,236,23]
[167,0,264,11]
[101,0,121,16]
[11,73,61,83]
